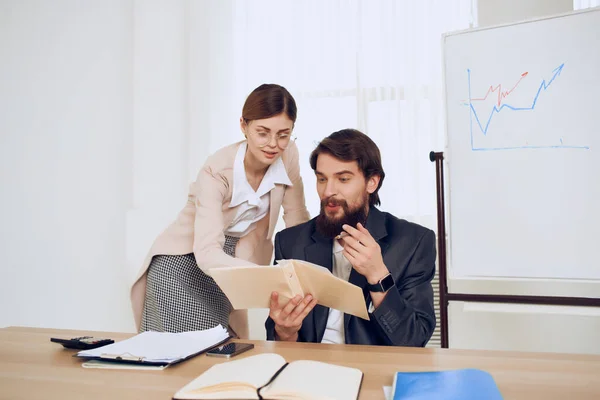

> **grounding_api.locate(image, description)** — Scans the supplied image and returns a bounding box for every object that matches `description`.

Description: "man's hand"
[269,292,318,342]
[341,222,389,285]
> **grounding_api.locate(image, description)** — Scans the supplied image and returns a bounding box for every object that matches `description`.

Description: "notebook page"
[174,353,286,400]
[265,359,362,400]
[78,325,229,363]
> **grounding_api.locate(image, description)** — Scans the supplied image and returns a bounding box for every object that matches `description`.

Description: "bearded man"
[264,129,437,347]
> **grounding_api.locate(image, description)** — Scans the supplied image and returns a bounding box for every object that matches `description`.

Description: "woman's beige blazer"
[130,140,310,337]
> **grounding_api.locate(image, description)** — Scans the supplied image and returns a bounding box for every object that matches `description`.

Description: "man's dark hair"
[309,129,385,206]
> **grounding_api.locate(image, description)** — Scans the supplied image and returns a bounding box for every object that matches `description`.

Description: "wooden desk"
[1,326,599,399]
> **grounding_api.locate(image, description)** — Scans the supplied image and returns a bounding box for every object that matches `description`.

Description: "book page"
[173,353,286,400]
[209,265,298,309]
[292,260,370,320]
[264,359,363,400]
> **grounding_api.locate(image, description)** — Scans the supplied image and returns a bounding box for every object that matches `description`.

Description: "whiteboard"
[443,8,600,280]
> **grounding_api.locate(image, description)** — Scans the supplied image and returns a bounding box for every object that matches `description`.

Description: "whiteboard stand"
[430,151,450,348]
[429,151,600,349]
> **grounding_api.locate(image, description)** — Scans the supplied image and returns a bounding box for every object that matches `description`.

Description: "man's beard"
[315,193,369,239]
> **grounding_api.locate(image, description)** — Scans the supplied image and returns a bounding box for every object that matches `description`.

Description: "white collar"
[229,141,293,208]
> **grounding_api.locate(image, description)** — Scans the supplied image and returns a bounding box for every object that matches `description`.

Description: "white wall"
[0,0,134,331]
[0,0,255,335]
[126,0,191,298]
[477,0,573,26]
[449,302,600,354]
[0,0,268,336]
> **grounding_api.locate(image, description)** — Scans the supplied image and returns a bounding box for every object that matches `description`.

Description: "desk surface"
[1,326,600,399]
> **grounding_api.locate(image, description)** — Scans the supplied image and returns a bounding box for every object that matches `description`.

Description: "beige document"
[173,353,363,400]
[208,259,370,320]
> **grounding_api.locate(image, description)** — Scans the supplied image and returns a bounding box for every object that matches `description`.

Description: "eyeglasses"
[249,131,296,149]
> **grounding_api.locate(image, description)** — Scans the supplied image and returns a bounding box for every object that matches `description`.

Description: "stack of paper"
[77,325,230,367]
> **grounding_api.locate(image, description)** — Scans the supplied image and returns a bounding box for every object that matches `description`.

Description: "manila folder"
[209,260,369,320]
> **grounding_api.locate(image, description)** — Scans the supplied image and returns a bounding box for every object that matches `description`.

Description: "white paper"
[78,325,229,363]
[81,359,168,370]
[383,385,393,400]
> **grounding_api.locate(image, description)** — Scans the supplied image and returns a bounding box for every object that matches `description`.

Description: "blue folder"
[392,369,503,400]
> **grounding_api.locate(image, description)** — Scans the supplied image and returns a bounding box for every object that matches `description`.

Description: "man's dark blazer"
[265,207,436,347]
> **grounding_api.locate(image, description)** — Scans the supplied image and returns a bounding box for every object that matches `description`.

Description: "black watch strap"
[367,273,394,292]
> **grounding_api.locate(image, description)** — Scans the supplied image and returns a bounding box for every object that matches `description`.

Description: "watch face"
[380,274,395,292]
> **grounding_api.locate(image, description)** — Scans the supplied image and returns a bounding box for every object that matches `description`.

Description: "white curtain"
[128,0,473,276]
[574,0,600,9]
[224,0,474,227]
[121,0,473,338]
[185,0,474,342]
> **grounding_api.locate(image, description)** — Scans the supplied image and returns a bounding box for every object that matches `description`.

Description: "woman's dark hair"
[242,84,297,123]
[309,129,385,206]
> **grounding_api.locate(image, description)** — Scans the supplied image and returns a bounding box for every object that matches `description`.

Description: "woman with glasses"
[130,84,310,337]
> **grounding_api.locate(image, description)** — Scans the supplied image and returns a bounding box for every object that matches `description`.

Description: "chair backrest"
[426,241,441,348]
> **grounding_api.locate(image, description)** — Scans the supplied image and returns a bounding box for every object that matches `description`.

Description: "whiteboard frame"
[440,6,600,296]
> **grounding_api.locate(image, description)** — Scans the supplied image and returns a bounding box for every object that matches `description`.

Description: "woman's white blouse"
[225,141,292,237]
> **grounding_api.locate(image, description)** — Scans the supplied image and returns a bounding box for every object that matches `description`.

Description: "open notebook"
[209,259,369,320]
[173,353,363,400]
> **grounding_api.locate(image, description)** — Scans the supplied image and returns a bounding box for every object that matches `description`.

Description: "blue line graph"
[467,63,590,151]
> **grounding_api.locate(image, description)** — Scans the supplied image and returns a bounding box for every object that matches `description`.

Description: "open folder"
[76,325,230,368]
[209,259,370,320]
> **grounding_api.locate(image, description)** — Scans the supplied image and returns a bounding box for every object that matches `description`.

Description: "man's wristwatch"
[367,273,395,293]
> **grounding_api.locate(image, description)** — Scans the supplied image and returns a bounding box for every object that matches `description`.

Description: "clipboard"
[76,336,230,367]
[75,325,231,368]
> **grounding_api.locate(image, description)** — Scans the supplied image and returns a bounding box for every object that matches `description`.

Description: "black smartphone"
[206,342,254,358]
[50,336,114,350]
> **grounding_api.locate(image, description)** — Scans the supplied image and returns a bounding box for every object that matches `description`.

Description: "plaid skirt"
[140,235,240,333]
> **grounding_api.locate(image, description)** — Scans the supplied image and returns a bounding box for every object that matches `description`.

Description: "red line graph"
[464,72,529,107]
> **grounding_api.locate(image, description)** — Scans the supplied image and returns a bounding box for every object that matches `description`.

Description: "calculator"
[50,336,114,350]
